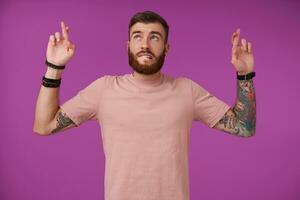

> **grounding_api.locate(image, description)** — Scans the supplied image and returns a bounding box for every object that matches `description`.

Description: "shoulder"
[90,74,132,89]
[170,75,206,91]
[167,75,201,86]
[80,75,113,92]
[162,73,202,88]
[86,75,108,87]
[164,74,192,86]
[178,77,209,97]
[98,74,128,82]
[91,74,117,85]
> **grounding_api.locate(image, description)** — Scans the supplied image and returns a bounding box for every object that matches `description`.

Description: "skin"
[127,23,256,137]
[33,21,76,135]
[34,21,256,137]
[48,22,77,134]
[51,110,75,134]
[127,22,170,80]
[213,28,256,137]
[51,22,171,134]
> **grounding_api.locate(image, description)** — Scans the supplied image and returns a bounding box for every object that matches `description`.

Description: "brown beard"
[128,47,166,75]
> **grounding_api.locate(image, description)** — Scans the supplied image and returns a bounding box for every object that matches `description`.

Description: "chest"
[98,90,193,134]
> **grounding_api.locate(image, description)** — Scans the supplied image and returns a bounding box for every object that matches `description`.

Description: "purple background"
[1,0,300,199]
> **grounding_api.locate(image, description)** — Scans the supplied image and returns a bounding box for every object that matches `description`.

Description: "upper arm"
[213,108,254,138]
[190,78,231,127]
[47,108,77,135]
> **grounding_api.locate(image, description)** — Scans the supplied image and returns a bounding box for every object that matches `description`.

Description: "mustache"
[137,50,155,57]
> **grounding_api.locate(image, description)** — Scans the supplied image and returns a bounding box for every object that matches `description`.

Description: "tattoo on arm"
[51,111,75,133]
[216,79,256,137]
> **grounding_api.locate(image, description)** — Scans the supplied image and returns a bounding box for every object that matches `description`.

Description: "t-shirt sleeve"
[190,79,231,128]
[60,76,106,126]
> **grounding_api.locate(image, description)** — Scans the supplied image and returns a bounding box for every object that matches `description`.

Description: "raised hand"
[46,21,75,66]
[231,28,254,75]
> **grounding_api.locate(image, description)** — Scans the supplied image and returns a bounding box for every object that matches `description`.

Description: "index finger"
[231,28,240,46]
[61,21,69,40]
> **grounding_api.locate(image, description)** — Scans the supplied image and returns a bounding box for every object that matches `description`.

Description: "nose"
[141,37,150,50]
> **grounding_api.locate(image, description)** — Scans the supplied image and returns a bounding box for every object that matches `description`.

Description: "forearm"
[233,78,256,135]
[33,67,63,134]
[214,78,256,137]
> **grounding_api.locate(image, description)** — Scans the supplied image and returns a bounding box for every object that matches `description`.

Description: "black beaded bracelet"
[42,76,61,88]
[45,59,66,70]
[237,72,256,80]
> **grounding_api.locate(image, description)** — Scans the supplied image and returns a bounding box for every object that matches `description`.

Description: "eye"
[133,35,142,40]
[150,35,159,41]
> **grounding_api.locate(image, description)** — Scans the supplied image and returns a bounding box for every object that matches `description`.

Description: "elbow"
[32,123,51,136]
[243,133,255,138]
[33,127,51,136]
[242,129,256,138]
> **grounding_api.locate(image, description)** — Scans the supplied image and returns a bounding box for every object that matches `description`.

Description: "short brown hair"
[128,11,169,43]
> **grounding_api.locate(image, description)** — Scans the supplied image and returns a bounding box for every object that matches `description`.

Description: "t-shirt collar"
[130,71,164,84]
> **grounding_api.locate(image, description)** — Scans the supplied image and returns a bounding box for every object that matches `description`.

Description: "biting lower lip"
[140,55,152,59]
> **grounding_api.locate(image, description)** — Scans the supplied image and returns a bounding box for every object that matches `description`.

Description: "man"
[33,11,256,200]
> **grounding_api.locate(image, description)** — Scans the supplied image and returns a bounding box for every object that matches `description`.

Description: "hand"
[231,28,254,75]
[46,21,75,66]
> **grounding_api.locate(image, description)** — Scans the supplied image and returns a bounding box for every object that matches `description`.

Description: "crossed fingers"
[61,21,69,40]
[231,28,252,54]
[49,21,70,46]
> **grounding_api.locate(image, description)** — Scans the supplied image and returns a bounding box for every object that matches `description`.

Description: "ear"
[164,43,170,55]
[127,41,129,49]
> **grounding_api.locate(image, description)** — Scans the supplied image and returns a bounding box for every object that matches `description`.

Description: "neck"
[132,71,161,81]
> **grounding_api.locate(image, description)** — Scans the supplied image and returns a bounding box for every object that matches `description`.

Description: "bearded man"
[33,11,256,200]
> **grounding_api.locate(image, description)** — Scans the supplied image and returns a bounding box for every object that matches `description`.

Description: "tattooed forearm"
[215,79,256,137]
[51,111,75,133]
[235,79,256,134]
[218,109,250,137]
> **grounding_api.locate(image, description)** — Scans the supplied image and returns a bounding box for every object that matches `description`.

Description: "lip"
[137,52,154,57]
[139,55,153,60]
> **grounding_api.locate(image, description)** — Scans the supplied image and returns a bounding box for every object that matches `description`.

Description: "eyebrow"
[131,31,163,38]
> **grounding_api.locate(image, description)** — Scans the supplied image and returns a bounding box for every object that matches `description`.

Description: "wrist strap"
[42,76,61,88]
[237,72,256,80]
[45,59,66,70]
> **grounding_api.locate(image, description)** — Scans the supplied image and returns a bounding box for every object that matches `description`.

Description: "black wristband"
[42,81,60,88]
[45,59,66,70]
[42,76,61,83]
[237,71,256,80]
[42,76,61,88]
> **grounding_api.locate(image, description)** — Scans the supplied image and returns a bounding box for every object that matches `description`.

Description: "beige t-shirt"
[61,73,230,200]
